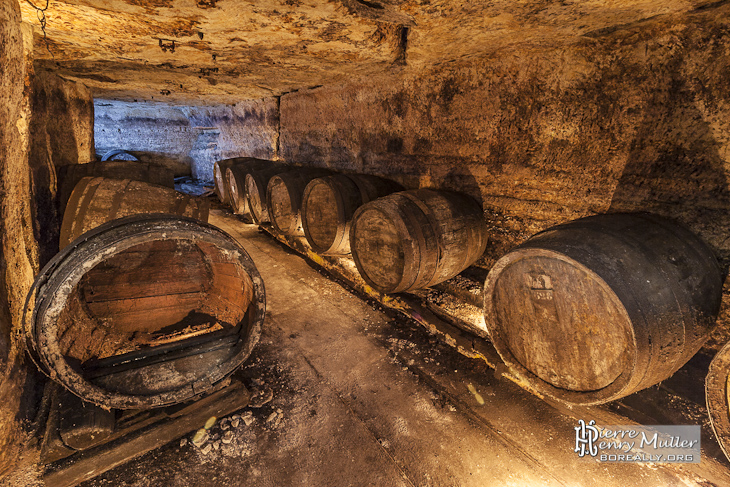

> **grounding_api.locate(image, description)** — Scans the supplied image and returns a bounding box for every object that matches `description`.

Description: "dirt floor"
[69,212,728,487]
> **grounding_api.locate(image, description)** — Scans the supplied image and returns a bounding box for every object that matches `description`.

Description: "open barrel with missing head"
[24,214,265,410]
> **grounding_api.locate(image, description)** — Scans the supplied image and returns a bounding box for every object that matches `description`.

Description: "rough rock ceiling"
[19,0,721,105]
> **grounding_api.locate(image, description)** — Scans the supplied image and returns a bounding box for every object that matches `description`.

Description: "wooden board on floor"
[44,379,250,487]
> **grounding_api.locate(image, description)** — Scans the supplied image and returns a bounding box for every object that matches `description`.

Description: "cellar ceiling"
[19,0,722,105]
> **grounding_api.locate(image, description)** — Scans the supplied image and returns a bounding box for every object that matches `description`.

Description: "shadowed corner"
[607,66,730,353]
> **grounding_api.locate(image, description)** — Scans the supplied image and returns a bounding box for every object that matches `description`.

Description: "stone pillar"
[0,0,41,481]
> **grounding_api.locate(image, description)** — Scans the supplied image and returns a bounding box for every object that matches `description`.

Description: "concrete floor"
[78,212,728,487]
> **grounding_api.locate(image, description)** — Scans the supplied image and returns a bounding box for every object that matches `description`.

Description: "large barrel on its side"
[267,168,334,236]
[59,177,209,249]
[707,342,730,463]
[302,174,403,254]
[227,160,284,220]
[483,213,723,405]
[245,166,293,225]
[349,189,488,293]
[24,214,266,410]
[57,161,174,215]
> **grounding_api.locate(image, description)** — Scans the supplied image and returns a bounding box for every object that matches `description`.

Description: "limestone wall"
[95,98,279,180]
[29,70,94,265]
[0,1,40,481]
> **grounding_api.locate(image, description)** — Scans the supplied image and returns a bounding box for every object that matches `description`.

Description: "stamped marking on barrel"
[528,273,554,301]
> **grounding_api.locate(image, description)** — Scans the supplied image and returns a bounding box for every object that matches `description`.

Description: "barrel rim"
[25,213,265,409]
[226,166,244,214]
[266,174,300,235]
[301,176,348,254]
[706,341,730,463]
[350,197,418,293]
[483,247,637,404]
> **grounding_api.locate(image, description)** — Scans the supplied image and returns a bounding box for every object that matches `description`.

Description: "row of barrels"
[36,159,730,462]
[214,158,489,293]
[25,162,265,411]
[214,158,730,461]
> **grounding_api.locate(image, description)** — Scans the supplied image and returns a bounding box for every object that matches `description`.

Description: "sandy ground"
[70,214,728,487]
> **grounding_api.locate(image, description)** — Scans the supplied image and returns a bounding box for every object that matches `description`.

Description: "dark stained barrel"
[245,166,293,225]
[301,174,403,254]
[349,189,488,293]
[59,177,209,249]
[483,213,723,405]
[213,158,247,205]
[24,214,266,410]
[57,161,174,215]
[707,341,730,463]
[267,168,334,236]
[227,160,284,220]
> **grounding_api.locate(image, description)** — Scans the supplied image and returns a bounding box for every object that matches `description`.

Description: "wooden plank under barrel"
[59,176,209,249]
[24,214,266,410]
[349,189,488,293]
[483,212,723,405]
[301,174,403,254]
[267,168,333,236]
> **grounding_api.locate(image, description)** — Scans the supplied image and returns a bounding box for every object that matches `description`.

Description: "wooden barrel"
[226,159,284,220]
[707,341,730,463]
[213,158,237,204]
[57,161,174,216]
[23,214,266,410]
[267,168,334,236]
[484,213,722,405]
[349,189,488,293]
[59,177,209,249]
[100,149,138,162]
[301,174,403,254]
[245,166,293,225]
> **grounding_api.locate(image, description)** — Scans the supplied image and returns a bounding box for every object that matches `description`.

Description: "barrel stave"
[302,174,403,255]
[59,177,209,249]
[267,168,333,236]
[350,189,487,293]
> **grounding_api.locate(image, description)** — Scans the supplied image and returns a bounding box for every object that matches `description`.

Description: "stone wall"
[276,7,730,349]
[94,100,197,175]
[181,99,279,180]
[0,1,41,482]
[29,70,94,266]
[279,8,730,269]
[95,98,279,180]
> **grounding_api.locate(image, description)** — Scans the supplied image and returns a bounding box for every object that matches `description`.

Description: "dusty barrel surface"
[484,213,723,405]
[245,166,292,224]
[57,161,174,215]
[213,158,242,204]
[24,214,266,410]
[60,177,209,249]
[267,168,333,236]
[302,174,403,254]
[349,189,488,293]
[707,341,730,463]
[227,159,282,219]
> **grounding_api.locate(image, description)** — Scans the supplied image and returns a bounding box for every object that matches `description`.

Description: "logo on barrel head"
[527,273,554,300]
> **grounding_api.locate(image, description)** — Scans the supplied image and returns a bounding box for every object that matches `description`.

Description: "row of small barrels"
[214,158,489,293]
[214,158,730,457]
[25,162,265,410]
